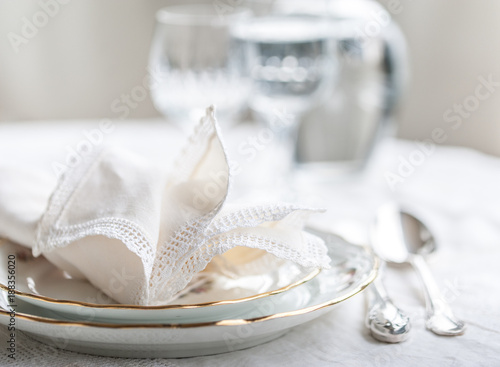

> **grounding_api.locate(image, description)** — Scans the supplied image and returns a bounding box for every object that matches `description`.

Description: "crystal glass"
[149,5,252,130]
[231,14,336,176]
[296,0,407,179]
[245,0,407,182]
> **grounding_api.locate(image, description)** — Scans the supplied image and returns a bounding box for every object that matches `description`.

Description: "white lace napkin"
[32,107,330,305]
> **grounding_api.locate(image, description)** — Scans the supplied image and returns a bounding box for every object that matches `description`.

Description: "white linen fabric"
[1,120,499,366]
[1,108,329,305]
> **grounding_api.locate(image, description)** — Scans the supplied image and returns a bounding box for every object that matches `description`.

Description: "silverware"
[372,203,466,336]
[365,263,411,343]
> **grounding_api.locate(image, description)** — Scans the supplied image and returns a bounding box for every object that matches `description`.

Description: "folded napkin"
[1,107,330,305]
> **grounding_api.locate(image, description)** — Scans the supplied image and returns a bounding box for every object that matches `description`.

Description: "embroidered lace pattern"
[35,106,331,305]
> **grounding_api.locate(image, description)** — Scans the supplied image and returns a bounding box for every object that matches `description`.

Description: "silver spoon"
[372,203,466,336]
[365,262,411,343]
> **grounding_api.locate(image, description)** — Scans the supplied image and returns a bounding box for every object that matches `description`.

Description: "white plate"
[0,230,378,358]
[0,242,318,323]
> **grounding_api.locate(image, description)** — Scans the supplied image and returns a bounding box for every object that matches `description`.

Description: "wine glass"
[231,14,336,177]
[149,4,252,131]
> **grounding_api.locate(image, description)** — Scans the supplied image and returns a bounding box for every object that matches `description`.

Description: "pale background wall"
[0,0,192,121]
[0,0,499,156]
[387,0,500,157]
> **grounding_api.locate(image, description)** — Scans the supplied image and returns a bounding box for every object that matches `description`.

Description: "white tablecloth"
[0,120,499,366]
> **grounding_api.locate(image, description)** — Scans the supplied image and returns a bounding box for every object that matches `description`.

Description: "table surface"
[0,119,499,367]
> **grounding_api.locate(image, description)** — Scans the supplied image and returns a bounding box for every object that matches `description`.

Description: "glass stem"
[268,112,301,196]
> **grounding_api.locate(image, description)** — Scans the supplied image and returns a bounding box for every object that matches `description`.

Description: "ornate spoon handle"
[366,267,411,343]
[410,255,466,336]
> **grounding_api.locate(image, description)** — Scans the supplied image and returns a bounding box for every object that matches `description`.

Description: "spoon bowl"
[400,212,436,257]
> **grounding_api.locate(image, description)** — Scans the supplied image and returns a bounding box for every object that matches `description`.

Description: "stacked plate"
[0,228,377,358]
